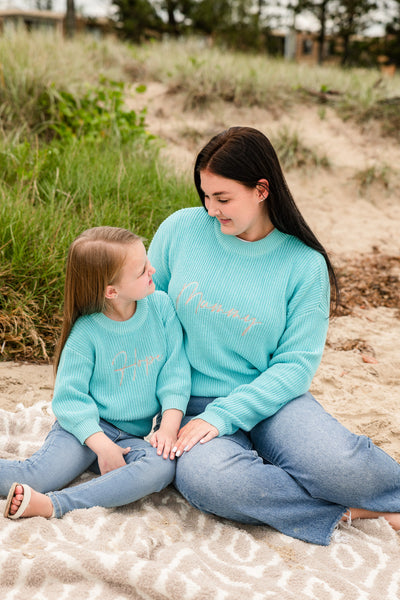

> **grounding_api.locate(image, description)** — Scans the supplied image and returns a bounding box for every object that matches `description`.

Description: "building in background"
[0,8,114,37]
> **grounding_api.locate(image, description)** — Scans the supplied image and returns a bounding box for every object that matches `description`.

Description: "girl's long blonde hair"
[53,226,142,374]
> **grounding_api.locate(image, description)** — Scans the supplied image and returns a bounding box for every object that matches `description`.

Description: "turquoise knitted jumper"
[148,207,330,437]
[52,291,191,444]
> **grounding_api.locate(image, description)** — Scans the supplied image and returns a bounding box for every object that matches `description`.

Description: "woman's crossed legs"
[175,393,400,545]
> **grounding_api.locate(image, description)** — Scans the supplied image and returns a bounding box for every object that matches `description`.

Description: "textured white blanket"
[1,401,399,600]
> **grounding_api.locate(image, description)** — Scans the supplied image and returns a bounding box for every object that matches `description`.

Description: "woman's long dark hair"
[194,126,339,312]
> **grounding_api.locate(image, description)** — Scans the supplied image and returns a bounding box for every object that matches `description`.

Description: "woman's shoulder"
[157,206,209,232]
[283,233,327,267]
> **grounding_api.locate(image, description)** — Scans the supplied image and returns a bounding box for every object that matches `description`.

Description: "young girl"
[2,226,190,519]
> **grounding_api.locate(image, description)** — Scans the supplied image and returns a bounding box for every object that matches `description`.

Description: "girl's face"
[111,241,156,303]
[200,170,271,242]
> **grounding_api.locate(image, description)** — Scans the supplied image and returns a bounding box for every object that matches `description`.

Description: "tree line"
[110,0,399,66]
[36,1,400,66]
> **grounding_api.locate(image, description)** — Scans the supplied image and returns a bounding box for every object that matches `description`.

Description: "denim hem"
[325,507,349,545]
[46,492,62,519]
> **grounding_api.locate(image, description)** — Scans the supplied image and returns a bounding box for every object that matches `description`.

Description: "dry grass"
[0,284,61,362]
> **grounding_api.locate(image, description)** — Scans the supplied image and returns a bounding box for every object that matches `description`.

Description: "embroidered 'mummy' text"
[176,281,262,336]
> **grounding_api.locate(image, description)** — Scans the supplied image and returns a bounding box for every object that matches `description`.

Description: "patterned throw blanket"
[1,401,399,599]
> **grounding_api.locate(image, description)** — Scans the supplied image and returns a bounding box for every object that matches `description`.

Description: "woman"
[148,126,400,545]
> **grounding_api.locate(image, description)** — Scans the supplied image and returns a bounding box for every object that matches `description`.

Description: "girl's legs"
[0,421,97,496]
[175,394,400,545]
[48,438,175,517]
[7,421,175,518]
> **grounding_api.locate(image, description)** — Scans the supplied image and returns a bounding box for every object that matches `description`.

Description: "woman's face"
[200,170,271,242]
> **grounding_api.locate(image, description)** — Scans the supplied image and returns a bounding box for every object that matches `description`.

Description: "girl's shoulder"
[62,314,100,357]
[66,313,102,343]
[147,291,178,325]
[69,313,97,334]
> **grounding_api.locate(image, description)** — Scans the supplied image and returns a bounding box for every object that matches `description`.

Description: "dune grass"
[132,38,400,139]
[0,30,199,361]
[0,29,140,138]
[2,31,399,139]
[1,30,399,361]
[0,135,196,361]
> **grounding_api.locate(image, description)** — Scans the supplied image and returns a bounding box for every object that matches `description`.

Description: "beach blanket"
[1,401,399,600]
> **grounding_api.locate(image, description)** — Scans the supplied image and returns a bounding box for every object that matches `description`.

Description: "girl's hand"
[150,408,184,460]
[173,419,219,457]
[85,432,131,475]
[97,443,131,475]
[149,428,176,460]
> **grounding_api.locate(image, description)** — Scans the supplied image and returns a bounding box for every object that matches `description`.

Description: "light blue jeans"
[0,419,175,518]
[175,393,400,545]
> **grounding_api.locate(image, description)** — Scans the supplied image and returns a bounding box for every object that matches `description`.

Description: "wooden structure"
[281,29,343,65]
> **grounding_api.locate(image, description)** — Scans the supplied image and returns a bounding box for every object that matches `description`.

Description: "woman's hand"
[173,419,219,457]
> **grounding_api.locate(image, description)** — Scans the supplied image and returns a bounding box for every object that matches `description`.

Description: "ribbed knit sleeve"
[52,330,102,444]
[148,216,174,293]
[199,258,330,436]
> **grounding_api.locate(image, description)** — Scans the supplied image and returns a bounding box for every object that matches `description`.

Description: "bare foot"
[9,485,53,518]
[383,513,400,531]
[343,508,400,531]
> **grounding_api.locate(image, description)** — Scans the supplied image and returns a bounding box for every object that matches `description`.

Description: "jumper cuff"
[196,410,237,437]
[160,395,189,414]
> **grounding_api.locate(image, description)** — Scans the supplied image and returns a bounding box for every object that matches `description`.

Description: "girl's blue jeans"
[0,419,175,518]
[175,393,400,545]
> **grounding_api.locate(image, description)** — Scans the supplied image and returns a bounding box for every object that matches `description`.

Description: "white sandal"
[4,482,32,519]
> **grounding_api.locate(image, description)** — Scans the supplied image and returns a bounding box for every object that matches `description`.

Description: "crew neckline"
[91,297,149,332]
[213,218,286,256]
